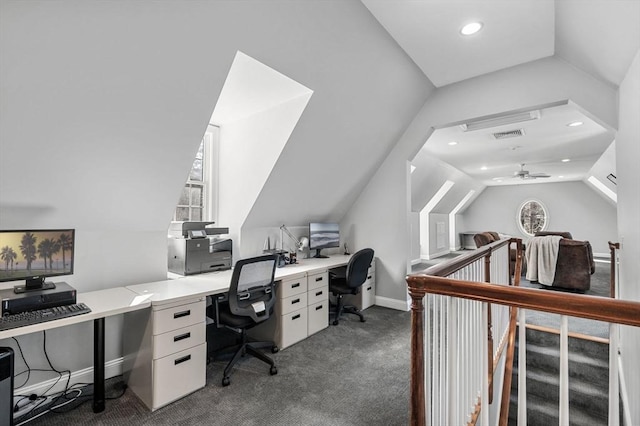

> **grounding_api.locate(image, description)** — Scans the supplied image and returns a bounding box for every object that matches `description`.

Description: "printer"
[168,221,232,275]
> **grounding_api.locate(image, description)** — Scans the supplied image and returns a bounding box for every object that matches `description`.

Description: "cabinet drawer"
[153,300,205,335]
[308,300,328,335]
[361,281,375,310]
[307,271,328,291]
[278,292,307,316]
[307,285,328,306]
[280,308,308,348]
[153,322,206,360]
[279,276,307,299]
[152,343,206,410]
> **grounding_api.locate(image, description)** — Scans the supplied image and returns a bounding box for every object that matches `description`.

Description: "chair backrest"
[345,248,375,289]
[228,254,278,323]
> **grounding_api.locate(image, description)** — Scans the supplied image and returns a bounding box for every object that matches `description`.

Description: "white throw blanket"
[525,235,563,285]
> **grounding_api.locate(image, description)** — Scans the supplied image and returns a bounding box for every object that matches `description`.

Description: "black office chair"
[329,248,374,326]
[215,254,279,386]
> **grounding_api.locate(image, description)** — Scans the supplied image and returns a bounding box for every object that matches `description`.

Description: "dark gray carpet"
[18,306,411,426]
[520,260,611,338]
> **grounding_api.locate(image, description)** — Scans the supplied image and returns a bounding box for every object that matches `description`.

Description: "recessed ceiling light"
[561,158,571,162]
[460,22,483,36]
[558,175,564,178]
[567,121,583,127]
[448,141,458,146]
[480,166,488,170]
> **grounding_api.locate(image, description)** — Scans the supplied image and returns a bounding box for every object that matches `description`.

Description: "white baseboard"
[375,295,410,312]
[16,357,124,398]
[411,258,422,266]
[618,354,632,426]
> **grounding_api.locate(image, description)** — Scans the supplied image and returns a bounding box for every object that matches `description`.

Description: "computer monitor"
[308,223,339,258]
[0,229,75,294]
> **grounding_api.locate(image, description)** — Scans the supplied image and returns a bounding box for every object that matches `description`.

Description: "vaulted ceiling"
[361,0,639,204]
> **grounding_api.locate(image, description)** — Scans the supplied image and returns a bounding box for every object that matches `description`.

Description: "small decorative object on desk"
[288,252,297,264]
[344,243,350,255]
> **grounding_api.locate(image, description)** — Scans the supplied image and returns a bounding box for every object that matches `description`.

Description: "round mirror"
[517,199,548,236]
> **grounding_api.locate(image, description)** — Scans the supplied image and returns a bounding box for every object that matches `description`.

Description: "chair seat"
[218,309,255,328]
[329,278,359,295]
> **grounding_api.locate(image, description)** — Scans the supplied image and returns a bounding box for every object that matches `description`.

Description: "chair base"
[220,330,278,386]
[331,294,366,325]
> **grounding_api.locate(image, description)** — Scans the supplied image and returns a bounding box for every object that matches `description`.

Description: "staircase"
[509,326,611,426]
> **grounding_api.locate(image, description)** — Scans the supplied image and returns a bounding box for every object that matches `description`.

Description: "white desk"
[0,286,150,413]
[122,255,355,411]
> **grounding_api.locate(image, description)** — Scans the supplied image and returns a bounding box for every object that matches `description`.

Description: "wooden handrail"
[406,274,640,328]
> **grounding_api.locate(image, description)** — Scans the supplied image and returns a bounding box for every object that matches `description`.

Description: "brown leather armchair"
[532,231,595,291]
[473,232,523,276]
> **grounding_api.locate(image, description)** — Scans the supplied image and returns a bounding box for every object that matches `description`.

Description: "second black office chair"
[329,248,374,326]
[215,254,279,386]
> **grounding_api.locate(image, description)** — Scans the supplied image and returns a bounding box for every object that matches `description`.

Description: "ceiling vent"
[460,110,540,132]
[493,129,525,139]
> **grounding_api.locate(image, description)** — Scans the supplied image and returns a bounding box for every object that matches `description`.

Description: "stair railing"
[409,238,515,426]
[407,238,640,426]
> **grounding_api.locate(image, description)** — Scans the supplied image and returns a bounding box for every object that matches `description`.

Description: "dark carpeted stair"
[508,326,610,426]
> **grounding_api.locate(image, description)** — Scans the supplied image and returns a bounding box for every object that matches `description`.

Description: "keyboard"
[0,303,92,331]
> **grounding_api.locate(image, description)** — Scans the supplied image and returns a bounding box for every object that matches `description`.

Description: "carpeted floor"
[16,306,411,426]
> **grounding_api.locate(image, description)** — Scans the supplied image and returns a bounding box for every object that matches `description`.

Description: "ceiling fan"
[513,163,550,180]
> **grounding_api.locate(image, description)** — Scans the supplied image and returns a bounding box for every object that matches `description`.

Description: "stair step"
[514,342,610,386]
[511,367,609,416]
[508,392,607,426]
[509,328,611,425]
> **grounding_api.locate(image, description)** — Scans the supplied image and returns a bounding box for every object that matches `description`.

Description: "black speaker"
[0,347,13,426]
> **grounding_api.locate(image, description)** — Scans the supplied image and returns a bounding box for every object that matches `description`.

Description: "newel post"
[408,283,427,426]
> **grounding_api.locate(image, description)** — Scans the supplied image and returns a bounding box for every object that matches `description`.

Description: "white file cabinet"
[341,260,376,310]
[307,271,329,335]
[124,298,206,411]
[249,269,329,350]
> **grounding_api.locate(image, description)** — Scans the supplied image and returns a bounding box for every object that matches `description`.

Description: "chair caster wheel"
[222,377,230,386]
[332,320,339,325]
[271,345,279,353]
[270,366,278,375]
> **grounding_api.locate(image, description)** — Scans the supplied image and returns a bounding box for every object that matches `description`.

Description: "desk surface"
[0,286,150,340]
[126,255,352,307]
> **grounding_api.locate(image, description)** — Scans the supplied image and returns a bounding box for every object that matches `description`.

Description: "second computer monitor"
[309,222,339,258]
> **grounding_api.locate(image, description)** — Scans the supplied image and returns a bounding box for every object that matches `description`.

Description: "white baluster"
[608,323,619,426]
[518,309,527,426]
[559,315,569,426]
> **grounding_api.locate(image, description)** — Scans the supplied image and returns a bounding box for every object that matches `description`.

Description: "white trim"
[15,357,124,398]
[375,295,411,311]
[411,258,422,266]
[593,253,610,260]
[429,250,451,260]
[618,353,632,426]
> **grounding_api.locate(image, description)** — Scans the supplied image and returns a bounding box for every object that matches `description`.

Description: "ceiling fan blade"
[529,173,551,178]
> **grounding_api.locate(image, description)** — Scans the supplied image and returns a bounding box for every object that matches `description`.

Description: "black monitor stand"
[312,249,329,259]
[14,276,57,294]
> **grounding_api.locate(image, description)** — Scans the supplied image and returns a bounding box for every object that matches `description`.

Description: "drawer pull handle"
[367,275,372,279]
[291,282,300,288]
[174,310,191,319]
[292,298,300,304]
[315,291,323,296]
[366,286,372,291]
[292,314,301,320]
[174,332,191,342]
[315,277,323,282]
[315,305,323,311]
[174,355,191,365]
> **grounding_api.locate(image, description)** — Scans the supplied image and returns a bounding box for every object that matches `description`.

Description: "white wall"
[616,49,640,426]
[461,181,617,254]
[343,57,618,303]
[218,94,312,260]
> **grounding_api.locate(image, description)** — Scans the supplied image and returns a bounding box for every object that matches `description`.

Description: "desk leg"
[93,317,105,413]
